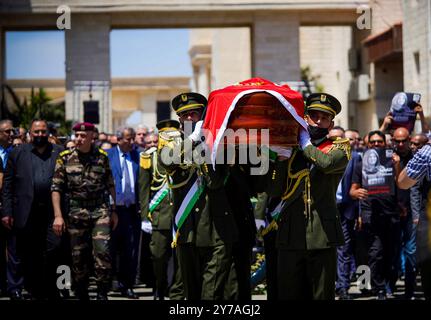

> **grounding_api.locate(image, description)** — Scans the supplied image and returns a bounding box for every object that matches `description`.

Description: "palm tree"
[0,84,71,135]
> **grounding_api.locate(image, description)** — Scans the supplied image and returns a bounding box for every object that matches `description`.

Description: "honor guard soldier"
[265,93,350,300]
[51,122,118,300]
[139,119,184,300]
[158,92,238,300]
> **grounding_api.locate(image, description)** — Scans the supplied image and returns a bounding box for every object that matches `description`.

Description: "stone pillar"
[65,14,111,131]
[190,43,211,98]
[253,13,300,82]
[211,28,251,89]
[196,62,210,98]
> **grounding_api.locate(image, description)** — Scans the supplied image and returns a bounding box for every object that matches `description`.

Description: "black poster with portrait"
[388,92,421,132]
[361,148,395,196]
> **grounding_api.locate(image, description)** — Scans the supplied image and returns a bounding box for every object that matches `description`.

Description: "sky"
[6,29,192,79]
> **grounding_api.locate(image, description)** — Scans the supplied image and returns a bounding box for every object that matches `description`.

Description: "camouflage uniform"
[51,146,115,294]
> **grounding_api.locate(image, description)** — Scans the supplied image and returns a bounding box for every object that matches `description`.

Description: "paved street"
[0,278,425,301]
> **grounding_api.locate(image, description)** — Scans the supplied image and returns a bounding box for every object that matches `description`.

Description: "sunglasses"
[0,128,14,134]
[410,141,421,147]
[369,140,384,144]
[393,138,408,144]
[32,129,47,135]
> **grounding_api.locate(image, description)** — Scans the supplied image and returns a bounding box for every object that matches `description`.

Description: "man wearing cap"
[267,93,350,300]
[51,122,118,300]
[139,119,184,300]
[158,93,237,300]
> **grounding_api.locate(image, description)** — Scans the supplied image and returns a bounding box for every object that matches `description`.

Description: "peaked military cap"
[156,119,181,132]
[306,93,341,118]
[171,92,207,115]
[72,122,95,132]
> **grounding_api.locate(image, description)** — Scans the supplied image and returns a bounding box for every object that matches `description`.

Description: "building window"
[157,101,171,122]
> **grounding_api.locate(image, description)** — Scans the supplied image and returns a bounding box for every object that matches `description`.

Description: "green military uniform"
[51,144,115,297]
[253,192,281,300]
[159,92,238,300]
[138,119,183,300]
[223,164,258,300]
[266,93,350,300]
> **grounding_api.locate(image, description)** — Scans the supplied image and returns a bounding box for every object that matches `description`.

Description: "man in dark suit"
[107,127,141,299]
[335,137,361,299]
[2,119,64,299]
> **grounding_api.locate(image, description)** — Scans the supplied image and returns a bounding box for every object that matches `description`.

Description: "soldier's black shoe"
[376,290,387,300]
[338,289,352,300]
[96,292,108,301]
[122,288,139,300]
[10,290,24,300]
[75,287,89,301]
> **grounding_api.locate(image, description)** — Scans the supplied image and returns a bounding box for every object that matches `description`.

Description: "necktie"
[123,153,133,207]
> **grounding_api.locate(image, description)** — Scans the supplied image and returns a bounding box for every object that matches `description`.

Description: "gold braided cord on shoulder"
[281,149,310,201]
[151,152,167,186]
[328,138,352,160]
[168,167,196,189]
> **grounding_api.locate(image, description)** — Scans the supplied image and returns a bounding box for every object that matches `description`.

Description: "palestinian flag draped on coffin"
[201,77,308,166]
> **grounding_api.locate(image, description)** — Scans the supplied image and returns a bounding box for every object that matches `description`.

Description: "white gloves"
[299,127,312,150]
[188,120,203,143]
[255,219,266,231]
[270,146,292,159]
[141,221,152,234]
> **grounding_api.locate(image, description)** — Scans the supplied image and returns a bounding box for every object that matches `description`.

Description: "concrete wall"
[374,60,404,120]
[371,0,403,35]
[300,26,352,129]
[211,28,251,89]
[402,0,430,118]
[253,12,300,82]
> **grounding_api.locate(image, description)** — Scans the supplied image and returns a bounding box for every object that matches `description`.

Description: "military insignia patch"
[181,94,188,102]
[320,94,326,102]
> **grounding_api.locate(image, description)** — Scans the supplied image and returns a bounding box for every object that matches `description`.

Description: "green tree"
[301,65,324,94]
[1,85,71,135]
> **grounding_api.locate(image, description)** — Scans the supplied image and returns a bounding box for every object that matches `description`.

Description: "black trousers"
[0,224,7,293]
[111,205,141,289]
[16,204,63,299]
[419,258,431,300]
[364,215,400,293]
[224,242,253,300]
[278,248,337,300]
[263,230,278,300]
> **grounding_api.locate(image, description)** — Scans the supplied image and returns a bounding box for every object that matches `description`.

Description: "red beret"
[72,122,95,132]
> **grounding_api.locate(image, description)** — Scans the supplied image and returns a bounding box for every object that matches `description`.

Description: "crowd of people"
[0,89,430,301]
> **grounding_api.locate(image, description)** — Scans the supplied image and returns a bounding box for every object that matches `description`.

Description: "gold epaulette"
[98,148,108,156]
[329,137,351,160]
[59,149,71,157]
[158,131,175,152]
[140,152,151,169]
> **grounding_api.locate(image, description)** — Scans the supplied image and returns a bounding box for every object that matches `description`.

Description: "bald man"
[393,127,417,299]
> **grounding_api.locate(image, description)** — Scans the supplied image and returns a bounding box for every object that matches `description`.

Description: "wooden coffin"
[226,92,300,146]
